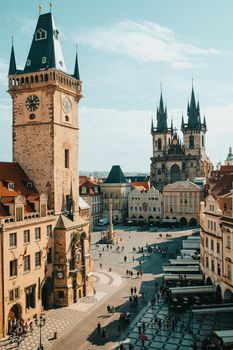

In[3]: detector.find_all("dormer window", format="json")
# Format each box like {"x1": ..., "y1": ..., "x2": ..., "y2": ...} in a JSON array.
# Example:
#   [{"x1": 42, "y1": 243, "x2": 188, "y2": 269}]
[
  {"x1": 26, "y1": 181, "x2": 33, "y2": 189},
  {"x1": 54, "y1": 29, "x2": 59, "y2": 40},
  {"x1": 35, "y1": 28, "x2": 47, "y2": 41},
  {"x1": 42, "y1": 57, "x2": 47, "y2": 64},
  {"x1": 26, "y1": 59, "x2": 31, "y2": 66},
  {"x1": 8, "y1": 182, "x2": 14, "y2": 190}
]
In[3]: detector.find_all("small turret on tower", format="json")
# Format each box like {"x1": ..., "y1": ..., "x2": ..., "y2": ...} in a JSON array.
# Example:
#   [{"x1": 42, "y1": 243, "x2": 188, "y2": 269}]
[
  {"x1": 8, "y1": 41, "x2": 17, "y2": 75},
  {"x1": 73, "y1": 50, "x2": 80, "y2": 80}
]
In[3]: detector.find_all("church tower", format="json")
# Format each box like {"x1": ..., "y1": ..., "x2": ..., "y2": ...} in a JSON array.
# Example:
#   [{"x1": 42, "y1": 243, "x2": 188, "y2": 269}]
[
  {"x1": 182, "y1": 87, "x2": 207, "y2": 158},
  {"x1": 8, "y1": 11, "x2": 94, "y2": 307},
  {"x1": 8, "y1": 12, "x2": 81, "y2": 216},
  {"x1": 150, "y1": 92, "x2": 173, "y2": 191}
]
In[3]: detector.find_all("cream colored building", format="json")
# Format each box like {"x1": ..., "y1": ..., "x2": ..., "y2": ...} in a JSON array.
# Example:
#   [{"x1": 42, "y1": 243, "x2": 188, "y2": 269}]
[
  {"x1": 128, "y1": 187, "x2": 163, "y2": 224},
  {"x1": 163, "y1": 180, "x2": 201, "y2": 226},
  {"x1": 0, "y1": 10, "x2": 94, "y2": 337},
  {"x1": 100, "y1": 166, "x2": 131, "y2": 224},
  {"x1": 200, "y1": 172, "x2": 233, "y2": 301}
]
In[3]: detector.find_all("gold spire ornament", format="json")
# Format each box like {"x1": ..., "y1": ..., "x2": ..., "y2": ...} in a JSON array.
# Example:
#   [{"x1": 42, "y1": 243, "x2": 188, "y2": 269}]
[
  {"x1": 39, "y1": 4, "x2": 42, "y2": 15},
  {"x1": 49, "y1": 2, "x2": 53, "y2": 12}
]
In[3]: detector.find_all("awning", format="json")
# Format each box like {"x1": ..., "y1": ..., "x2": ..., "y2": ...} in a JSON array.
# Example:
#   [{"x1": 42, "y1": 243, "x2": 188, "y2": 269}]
[
  {"x1": 169, "y1": 259, "x2": 199, "y2": 265},
  {"x1": 163, "y1": 265, "x2": 200, "y2": 273},
  {"x1": 212, "y1": 330, "x2": 233, "y2": 346},
  {"x1": 164, "y1": 273, "x2": 203, "y2": 281},
  {"x1": 169, "y1": 285, "x2": 214, "y2": 296},
  {"x1": 192, "y1": 304, "x2": 233, "y2": 315}
]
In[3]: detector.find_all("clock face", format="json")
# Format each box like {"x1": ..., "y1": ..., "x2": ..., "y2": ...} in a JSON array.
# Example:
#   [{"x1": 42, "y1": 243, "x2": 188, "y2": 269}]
[
  {"x1": 173, "y1": 139, "x2": 178, "y2": 145},
  {"x1": 56, "y1": 272, "x2": 64, "y2": 279},
  {"x1": 63, "y1": 97, "x2": 72, "y2": 114},
  {"x1": 26, "y1": 95, "x2": 40, "y2": 112}
]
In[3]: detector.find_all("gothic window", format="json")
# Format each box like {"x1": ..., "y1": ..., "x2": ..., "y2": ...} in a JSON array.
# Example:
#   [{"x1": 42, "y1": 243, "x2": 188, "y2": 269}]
[
  {"x1": 189, "y1": 135, "x2": 194, "y2": 149},
  {"x1": 65, "y1": 149, "x2": 69, "y2": 168},
  {"x1": 170, "y1": 164, "x2": 181, "y2": 183},
  {"x1": 158, "y1": 138, "x2": 162, "y2": 150},
  {"x1": 35, "y1": 28, "x2": 47, "y2": 41}
]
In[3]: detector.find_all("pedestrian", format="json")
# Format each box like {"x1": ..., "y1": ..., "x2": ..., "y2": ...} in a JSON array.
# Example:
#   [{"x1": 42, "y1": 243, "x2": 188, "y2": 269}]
[
  {"x1": 93, "y1": 287, "x2": 96, "y2": 295},
  {"x1": 130, "y1": 287, "x2": 133, "y2": 295},
  {"x1": 140, "y1": 270, "x2": 143, "y2": 278},
  {"x1": 134, "y1": 286, "x2": 137, "y2": 294},
  {"x1": 126, "y1": 269, "x2": 128, "y2": 276},
  {"x1": 138, "y1": 324, "x2": 142, "y2": 333},
  {"x1": 97, "y1": 322, "x2": 101, "y2": 334},
  {"x1": 131, "y1": 271, "x2": 133, "y2": 277},
  {"x1": 132, "y1": 255, "x2": 135, "y2": 262},
  {"x1": 124, "y1": 256, "x2": 127, "y2": 263},
  {"x1": 137, "y1": 271, "x2": 139, "y2": 278},
  {"x1": 99, "y1": 252, "x2": 102, "y2": 258},
  {"x1": 142, "y1": 321, "x2": 145, "y2": 332},
  {"x1": 100, "y1": 263, "x2": 102, "y2": 269}
]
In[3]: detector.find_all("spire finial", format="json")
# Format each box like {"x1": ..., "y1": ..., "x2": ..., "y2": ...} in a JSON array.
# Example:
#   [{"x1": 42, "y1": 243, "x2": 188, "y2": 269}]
[
  {"x1": 192, "y1": 75, "x2": 194, "y2": 89},
  {"x1": 49, "y1": 2, "x2": 53, "y2": 12},
  {"x1": 11, "y1": 36, "x2": 14, "y2": 46},
  {"x1": 39, "y1": 4, "x2": 42, "y2": 15}
]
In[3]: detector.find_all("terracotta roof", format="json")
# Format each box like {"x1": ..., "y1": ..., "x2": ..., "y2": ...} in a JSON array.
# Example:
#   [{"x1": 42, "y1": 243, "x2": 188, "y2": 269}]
[
  {"x1": 220, "y1": 165, "x2": 233, "y2": 174},
  {"x1": 0, "y1": 162, "x2": 39, "y2": 217},
  {"x1": 0, "y1": 162, "x2": 38, "y2": 197},
  {"x1": 131, "y1": 182, "x2": 150, "y2": 191},
  {"x1": 211, "y1": 174, "x2": 233, "y2": 197},
  {"x1": 79, "y1": 176, "x2": 99, "y2": 187}
]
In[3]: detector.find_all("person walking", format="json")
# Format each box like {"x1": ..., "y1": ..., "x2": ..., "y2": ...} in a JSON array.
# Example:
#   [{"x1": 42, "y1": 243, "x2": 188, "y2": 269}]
[
  {"x1": 97, "y1": 322, "x2": 101, "y2": 334},
  {"x1": 130, "y1": 287, "x2": 134, "y2": 295},
  {"x1": 124, "y1": 256, "x2": 127, "y2": 263},
  {"x1": 134, "y1": 286, "x2": 137, "y2": 294}
]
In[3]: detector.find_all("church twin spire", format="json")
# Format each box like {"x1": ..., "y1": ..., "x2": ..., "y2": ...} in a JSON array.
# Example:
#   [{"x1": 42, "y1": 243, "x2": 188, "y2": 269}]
[{"x1": 8, "y1": 11, "x2": 80, "y2": 80}]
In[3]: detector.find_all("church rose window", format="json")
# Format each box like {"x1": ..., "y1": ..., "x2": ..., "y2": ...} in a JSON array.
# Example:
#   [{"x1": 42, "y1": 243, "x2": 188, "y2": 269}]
[{"x1": 35, "y1": 28, "x2": 47, "y2": 41}]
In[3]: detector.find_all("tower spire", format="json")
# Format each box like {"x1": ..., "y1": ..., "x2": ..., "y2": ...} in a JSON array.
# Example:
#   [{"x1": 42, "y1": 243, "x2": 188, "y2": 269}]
[
  {"x1": 8, "y1": 37, "x2": 17, "y2": 75},
  {"x1": 151, "y1": 115, "x2": 154, "y2": 133},
  {"x1": 73, "y1": 46, "x2": 80, "y2": 80},
  {"x1": 156, "y1": 90, "x2": 168, "y2": 132}
]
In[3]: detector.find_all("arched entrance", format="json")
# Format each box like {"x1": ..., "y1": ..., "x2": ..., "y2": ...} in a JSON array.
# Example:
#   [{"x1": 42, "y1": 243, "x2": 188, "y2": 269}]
[
  {"x1": 215, "y1": 285, "x2": 222, "y2": 302},
  {"x1": 224, "y1": 289, "x2": 233, "y2": 302},
  {"x1": 206, "y1": 277, "x2": 213, "y2": 286},
  {"x1": 8, "y1": 304, "x2": 21, "y2": 320},
  {"x1": 170, "y1": 164, "x2": 181, "y2": 183},
  {"x1": 42, "y1": 277, "x2": 53, "y2": 309},
  {"x1": 189, "y1": 218, "x2": 197, "y2": 226},
  {"x1": 180, "y1": 217, "x2": 187, "y2": 226},
  {"x1": 148, "y1": 216, "x2": 154, "y2": 224}
]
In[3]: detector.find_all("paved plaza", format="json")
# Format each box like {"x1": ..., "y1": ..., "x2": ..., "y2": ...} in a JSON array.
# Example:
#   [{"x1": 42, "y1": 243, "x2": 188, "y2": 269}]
[{"x1": 0, "y1": 227, "x2": 199, "y2": 350}]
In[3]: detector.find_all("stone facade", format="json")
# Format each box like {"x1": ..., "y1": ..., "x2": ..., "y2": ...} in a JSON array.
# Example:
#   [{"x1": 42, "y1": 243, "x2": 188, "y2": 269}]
[
  {"x1": 200, "y1": 170, "x2": 233, "y2": 301},
  {"x1": 79, "y1": 176, "x2": 102, "y2": 226},
  {"x1": 150, "y1": 90, "x2": 212, "y2": 192},
  {"x1": 128, "y1": 187, "x2": 163, "y2": 224},
  {"x1": 100, "y1": 166, "x2": 131, "y2": 224},
  {"x1": 163, "y1": 180, "x2": 201, "y2": 226},
  {"x1": 0, "y1": 10, "x2": 94, "y2": 336}
]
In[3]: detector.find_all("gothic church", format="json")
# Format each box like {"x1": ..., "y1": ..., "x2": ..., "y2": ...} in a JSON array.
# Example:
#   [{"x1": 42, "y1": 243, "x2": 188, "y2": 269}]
[{"x1": 150, "y1": 88, "x2": 212, "y2": 192}]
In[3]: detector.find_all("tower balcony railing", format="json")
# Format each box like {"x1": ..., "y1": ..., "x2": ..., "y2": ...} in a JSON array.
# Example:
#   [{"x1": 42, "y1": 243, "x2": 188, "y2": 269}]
[{"x1": 8, "y1": 69, "x2": 82, "y2": 95}]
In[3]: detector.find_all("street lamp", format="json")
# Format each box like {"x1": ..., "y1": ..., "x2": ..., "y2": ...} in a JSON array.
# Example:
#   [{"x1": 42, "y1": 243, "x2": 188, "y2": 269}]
[{"x1": 34, "y1": 313, "x2": 46, "y2": 349}]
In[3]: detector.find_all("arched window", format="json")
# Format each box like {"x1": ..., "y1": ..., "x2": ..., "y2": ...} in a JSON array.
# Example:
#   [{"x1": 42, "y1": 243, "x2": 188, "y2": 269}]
[
  {"x1": 189, "y1": 135, "x2": 194, "y2": 149},
  {"x1": 158, "y1": 138, "x2": 162, "y2": 150},
  {"x1": 35, "y1": 28, "x2": 47, "y2": 41},
  {"x1": 170, "y1": 164, "x2": 181, "y2": 183}
]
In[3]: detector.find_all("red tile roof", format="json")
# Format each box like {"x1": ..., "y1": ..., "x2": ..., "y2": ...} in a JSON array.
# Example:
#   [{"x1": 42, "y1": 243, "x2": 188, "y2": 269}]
[
  {"x1": 0, "y1": 162, "x2": 39, "y2": 218},
  {"x1": 131, "y1": 182, "x2": 150, "y2": 191}
]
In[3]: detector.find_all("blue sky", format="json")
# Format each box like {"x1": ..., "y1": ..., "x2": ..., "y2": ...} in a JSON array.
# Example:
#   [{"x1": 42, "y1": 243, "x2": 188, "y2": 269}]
[{"x1": 0, "y1": 0, "x2": 233, "y2": 172}]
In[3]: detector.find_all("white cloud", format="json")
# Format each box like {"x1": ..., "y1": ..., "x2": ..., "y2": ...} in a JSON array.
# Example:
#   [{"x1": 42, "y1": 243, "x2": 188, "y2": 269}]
[
  {"x1": 79, "y1": 104, "x2": 232, "y2": 171},
  {"x1": 76, "y1": 20, "x2": 227, "y2": 68}
]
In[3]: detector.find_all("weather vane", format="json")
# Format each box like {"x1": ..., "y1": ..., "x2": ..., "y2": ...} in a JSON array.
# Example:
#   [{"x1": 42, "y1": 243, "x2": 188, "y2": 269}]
[
  {"x1": 39, "y1": 4, "x2": 42, "y2": 15},
  {"x1": 49, "y1": 2, "x2": 53, "y2": 12}
]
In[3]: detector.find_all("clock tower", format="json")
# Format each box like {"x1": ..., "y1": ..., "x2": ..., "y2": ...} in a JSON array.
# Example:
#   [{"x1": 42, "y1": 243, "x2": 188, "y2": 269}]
[
  {"x1": 8, "y1": 12, "x2": 81, "y2": 215},
  {"x1": 8, "y1": 11, "x2": 94, "y2": 306}
]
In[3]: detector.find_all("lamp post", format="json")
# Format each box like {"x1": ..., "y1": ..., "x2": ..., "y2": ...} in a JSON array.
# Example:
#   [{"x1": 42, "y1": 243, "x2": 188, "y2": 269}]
[{"x1": 35, "y1": 314, "x2": 46, "y2": 349}]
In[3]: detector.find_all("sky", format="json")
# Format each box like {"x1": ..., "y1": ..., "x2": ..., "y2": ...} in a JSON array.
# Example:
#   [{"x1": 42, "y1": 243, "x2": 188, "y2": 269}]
[{"x1": 0, "y1": 0, "x2": 233, "y2": 173}]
